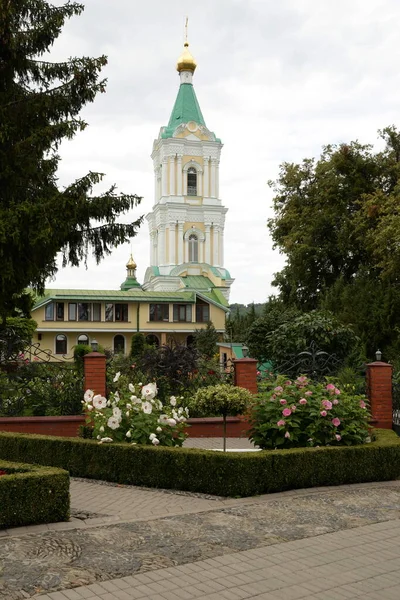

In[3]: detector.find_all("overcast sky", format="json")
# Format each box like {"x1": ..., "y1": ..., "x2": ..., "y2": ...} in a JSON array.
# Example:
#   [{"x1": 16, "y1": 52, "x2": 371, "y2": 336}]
[{"x1": 49, "y1": 0, "x2": 400, "y2": 305}]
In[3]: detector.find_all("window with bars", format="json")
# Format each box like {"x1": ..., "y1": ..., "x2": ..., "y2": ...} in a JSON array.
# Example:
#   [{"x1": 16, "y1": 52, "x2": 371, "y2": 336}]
[{"x1": 187, "y1": 167, "x2": 197, "y2": 196}]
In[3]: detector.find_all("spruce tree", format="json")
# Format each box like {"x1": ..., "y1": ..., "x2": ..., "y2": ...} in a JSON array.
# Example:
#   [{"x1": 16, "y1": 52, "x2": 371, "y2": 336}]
[{"x1": 0, "y1": 1, "x2": 142, "y2": 324}]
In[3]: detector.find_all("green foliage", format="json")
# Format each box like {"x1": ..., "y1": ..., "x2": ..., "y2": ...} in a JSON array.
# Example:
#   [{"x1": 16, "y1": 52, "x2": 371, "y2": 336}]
[
  {"x1": 0, "y1": 0, "x2": 143, "y2": 320},
  {"x1": 130, "y1": 333, "x2": 146, "y2": 360},
  {"x1": 193, "y1": 322, "x2": 219, "y2": 358},
  {"x1": 226, "y1": 302, "x2": 263, "y2": 342},
  {"x1": 0, "y1": 459, "x2": 69, "y2": 528},
  {"x1": 247, "y1": 299, "x2": 300, "y2": 361},
  {"x1": 249, "y1": 375, "x2": 369, "y2": 450},
  {"x1": 73, "y1": 344, "x2": 92, "y2": 369},
  {"x1": 268, "y1": 127, "x2": 400, "y2": 358},
  {"x1": 193, "y1": 383, "x2": 253, "y2": 417},
  {"x1": 85, "y1": 378, "x2": 189, "y2": 447},
  {"x1": 0, "y1": 429, "x2": 398, "y2": 497}
]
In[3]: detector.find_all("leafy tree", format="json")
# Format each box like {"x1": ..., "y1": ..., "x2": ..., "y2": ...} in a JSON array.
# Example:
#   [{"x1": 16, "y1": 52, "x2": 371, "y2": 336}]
[
  {"x1": 0, "y1": 0, "x2": 142, "y2": 324},
  {"x1": 268, "y1": 126, "x2": 400, "y2": 358},
  {"x1": 247, "y1": 299, "x2": 299, "y2": 362},
  {"x1": 193, "y1": 322, "x2": 219, "y2": 358},
  {"x1": 130, "y1": 333, "x2": 146, "y2": 361}
]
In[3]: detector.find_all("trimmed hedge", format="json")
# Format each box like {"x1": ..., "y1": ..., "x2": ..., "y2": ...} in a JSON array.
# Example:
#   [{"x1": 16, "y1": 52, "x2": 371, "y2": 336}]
[
  {"x1": 0, "y1": 459, "x2": 70, "y2": 528},
  {"x1": 0, "y1": 430, "x2": 399, "y2": 497}
]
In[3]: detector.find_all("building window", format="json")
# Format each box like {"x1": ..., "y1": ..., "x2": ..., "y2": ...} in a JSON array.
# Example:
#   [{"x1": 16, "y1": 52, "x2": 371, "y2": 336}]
[
  {"x1": 149, "y1": 304, "x2": 169, "y2": 322},
  {"x1": 77, "y1": 334, "x2": 89, "y2": 346},
  {"x1": 92, "y1": 303, "x2": 101, "y2": 321},
  {"x1": 45, "y1": 303, "x2": 54, "y2": 321},
  {"x1": 113, "y1": 335, "x2": 125, "y2": 354},
  {"x1": 188, "y1": 234, "x2": 198, "y2": 262},
  {"x1": 105, "y1": 303, "x2": 114, "y2": 322},
  {"x1": 115, "y1": 303, "x2": 128, "y2": 322},
  {"x1": 78, "y1": 303, "x2": 91, "y2": 321},
  {"x1": 187, "y1": 167, "x2": 197, "y2": 196},
  {"x1": 146, "y1": 334, "x2": 160, "y2": 347},
  {"x1": 55, "y1": 334, "x2": 67, "y2": 355},
  {"x1": 173, "y1": 304, "x2": 192, "y2": 322},
  {"x1": 196, "y1": 300, "x2": 210, "y2": 322},
  {"x1": 68, "y1": 303, "x2": 77, "y2": 321},
  {"x1": 56, "y1": 303, "x2": 64, "y2": 321}
]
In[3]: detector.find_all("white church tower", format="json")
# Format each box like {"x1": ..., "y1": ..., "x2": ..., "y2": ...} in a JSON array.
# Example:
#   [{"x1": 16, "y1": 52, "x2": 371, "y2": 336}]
[{"x1": 143, "y1": 35, "x2": 233, "y2": 301}]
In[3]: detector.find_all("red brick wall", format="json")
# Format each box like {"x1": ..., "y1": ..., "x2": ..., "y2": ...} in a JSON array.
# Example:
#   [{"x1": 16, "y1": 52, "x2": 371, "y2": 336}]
[
  {"x1": 233, "y1": 358, "x2": 258, "y2": 394},
  {"x1": 366, "y1": 361, "x2": 393, "y2": 429},
  {"x1": 84, "y1": 352, "x2": 107, "y2": 397}
]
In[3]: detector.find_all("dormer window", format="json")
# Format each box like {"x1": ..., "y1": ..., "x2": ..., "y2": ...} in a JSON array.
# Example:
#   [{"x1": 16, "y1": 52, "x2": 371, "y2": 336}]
[
  {"x1": 188, "y1": 234, "x2": 198, "y2": 262},
  {"x1": 187, "y1": 167, "x2": 197, "y2": 196}
]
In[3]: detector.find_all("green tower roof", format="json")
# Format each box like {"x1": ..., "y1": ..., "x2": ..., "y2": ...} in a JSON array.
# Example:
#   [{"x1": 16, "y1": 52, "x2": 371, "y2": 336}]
[{"x1": 162, "y1": 83, "x2": 206, "y2": 139}]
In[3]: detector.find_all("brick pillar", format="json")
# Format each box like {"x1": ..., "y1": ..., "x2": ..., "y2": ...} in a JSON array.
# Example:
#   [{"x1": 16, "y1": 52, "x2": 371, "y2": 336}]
[
  {"x1": 366, "y1": 360, "x2": 393, "y2": 429},
  {"x1": 84, "y1": 352, "x2": 107, "y2": 397},
  {"x1": 233, "y1": 358, "x2": 258, "y2": 394}
]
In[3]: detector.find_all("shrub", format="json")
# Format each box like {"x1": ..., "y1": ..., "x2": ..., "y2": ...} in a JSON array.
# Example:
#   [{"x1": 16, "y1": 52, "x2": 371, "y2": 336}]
[
  {"x1": 249, "y1": 374, "x2": 369, "y2": 449},
  {"x1": 0, "y1": 459, "x2": 69, "y2": 528},
  {"x1": 84, "y1": 375, "x2": 189, "y2": 447},
  {"x1": 0, "y1": 429, "x2": 398, "y2": 497}
]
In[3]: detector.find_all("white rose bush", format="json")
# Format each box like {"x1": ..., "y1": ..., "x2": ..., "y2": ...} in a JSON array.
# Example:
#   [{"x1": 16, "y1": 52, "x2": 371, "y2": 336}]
[{"x1": 83, "y1": 375, "x2": 189, "y2": 446}]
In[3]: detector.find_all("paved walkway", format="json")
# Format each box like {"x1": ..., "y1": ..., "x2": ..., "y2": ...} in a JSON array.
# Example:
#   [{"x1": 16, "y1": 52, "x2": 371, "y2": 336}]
[{"x1": 1, "y1": 439, "x2": 400, "y2": 599}]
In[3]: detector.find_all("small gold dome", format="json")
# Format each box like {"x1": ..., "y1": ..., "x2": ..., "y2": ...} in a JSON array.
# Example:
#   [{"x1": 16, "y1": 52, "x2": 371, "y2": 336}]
[
  {"x1": 176, "y1": 42, "x2": 197, "y2": 73},
  {"x1": 126, "y1": 254, "x2": 137, "y2": 270}
]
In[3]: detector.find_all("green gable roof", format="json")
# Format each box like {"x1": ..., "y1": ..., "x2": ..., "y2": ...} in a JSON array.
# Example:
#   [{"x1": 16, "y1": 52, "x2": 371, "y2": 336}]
[
  {"x1": 181, "y1": 275, "x2": 213, "y2": 290},
  {"x1": 33, "y1": 289, "x2": 195, "y2": 309},
  {"x1": 162, "y1": 83, "x2": 205, "y2": 138}
]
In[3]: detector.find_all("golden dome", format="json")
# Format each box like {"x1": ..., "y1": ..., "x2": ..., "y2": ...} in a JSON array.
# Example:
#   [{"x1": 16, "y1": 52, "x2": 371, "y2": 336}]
[
  {"x1": 176, "y1": 42, "x2": 197, "y2": 73},
  {"x1": 126, "y1": 254, "x2": 137, "y2": 270}
]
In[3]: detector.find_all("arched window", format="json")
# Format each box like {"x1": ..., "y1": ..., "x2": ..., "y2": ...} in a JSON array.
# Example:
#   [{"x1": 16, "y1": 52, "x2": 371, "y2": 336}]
[
  {"x1": 187, "y1": 167, "x2": 197, "y2": 196},
  {"x1": 186, "y1": 335, "x2": 195, "y2": 347},
  {"x1": 146, "y1": 334, "x2": 160, "y2": 348},
  {"x1": 188, "y1": 234, "x2": 198, "y2": 262},
  {"x1": 55, "y1": 334, "x2": 67, "y2": 355},
  {"x1": 113, "y1": 335, "x2": 125, "y2": 354},
  {"x1": 77, "y1": 334, "x2": 89, "y2": 346}
]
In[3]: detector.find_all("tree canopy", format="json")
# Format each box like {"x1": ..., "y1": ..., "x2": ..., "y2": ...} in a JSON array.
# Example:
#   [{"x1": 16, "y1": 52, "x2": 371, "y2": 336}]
[
  {"x1": 268, "y1": 126, "x2": 400, "y2": 359},
  {"x1": 0, "y1": 0, "x2": 142, "y2": 323}
]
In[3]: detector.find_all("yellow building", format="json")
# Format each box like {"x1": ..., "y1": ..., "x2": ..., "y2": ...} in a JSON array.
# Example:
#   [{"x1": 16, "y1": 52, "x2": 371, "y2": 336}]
[{"x1": 31, "y1": 37, "x2": 233, "y2": 359}]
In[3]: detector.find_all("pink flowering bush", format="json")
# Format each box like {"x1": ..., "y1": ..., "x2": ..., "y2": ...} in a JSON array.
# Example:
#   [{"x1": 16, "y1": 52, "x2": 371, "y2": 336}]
[
  {"x1": 249, "y1": 375, "x2": 370, "y2": 449},
  {"x1": 83, "y1": 374, "x2": 189, "y2": 447}
]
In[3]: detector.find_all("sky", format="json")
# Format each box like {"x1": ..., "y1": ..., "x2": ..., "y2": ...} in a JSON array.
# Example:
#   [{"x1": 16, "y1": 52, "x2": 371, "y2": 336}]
[{"x1": 49, "y1": 0, "x2": 400, "y2": 305}]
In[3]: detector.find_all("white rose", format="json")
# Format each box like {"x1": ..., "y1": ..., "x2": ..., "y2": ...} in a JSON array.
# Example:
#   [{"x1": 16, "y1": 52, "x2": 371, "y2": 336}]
[
  {"x1": 99, "y1": 426, "x2": 105, "y2": 433},
  {"x1": 93, "y1": 395, "x2": 107, "y2": 409},
  {"x1": 128, "y1": 383, "x2": 135, "y2": 393},
  {"x1": 126, "y1": 403, "x2": 132, "y2": 410},
  {"x1": 87, "y1": 404, "x2": 94, "y2": 412},
  {"x1": 141, "y1": 382, "x2": 157, "y2": 400},
  {"x1": 113, "y1": 407, "x2": 122, "y2": 420},
  {"x1": 113, "y1": 391, "x2": 120, "y2": 403},
  {"x1": 178, "y1": 416, "x2": 186, "y2": 423},
  {"x1": 84, "y1": 389, "x2": 94, "y2": 402},
  {"x1": 156, "y1": 426, "x2": 162, "y2": 433},
  {"x1": 141, "y1": 401, "x2": 153, "y2": 415},
  {"x1": 158, "y1": 414, "x2": 169, "y2": 424},
  {"x1": 113, "y1": 371, "x2": 121, "y2": 383},
  {"x1": 149, "y1": 433, "x2": 157, "y2": 441},
  {"x1": 167, "y1": 418, "x2": 177, "y2": 426},
  {"x1": 170, "y1": 396, "x2": 177, "y2": 407},
  {"x1": 126, "y1": 430, "x2": 132, "y2": 438},
  {"x1": 151, "y1": 437, "x2": 160, "y2": 446},
  {"x1": 107, "y1": 416, "x2": 120, "y2": 430}
]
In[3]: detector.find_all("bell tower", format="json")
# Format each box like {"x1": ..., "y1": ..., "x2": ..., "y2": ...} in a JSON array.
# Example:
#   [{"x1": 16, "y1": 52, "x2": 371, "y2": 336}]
[{"x1": 143, "y1": 33, "x2": 233, "y2": 300}]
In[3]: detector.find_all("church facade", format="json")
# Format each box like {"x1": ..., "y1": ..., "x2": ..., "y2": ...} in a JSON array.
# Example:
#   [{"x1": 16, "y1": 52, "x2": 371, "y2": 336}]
[{"x1": 30, "y1": 39, "x2": 233, "y2": 359}]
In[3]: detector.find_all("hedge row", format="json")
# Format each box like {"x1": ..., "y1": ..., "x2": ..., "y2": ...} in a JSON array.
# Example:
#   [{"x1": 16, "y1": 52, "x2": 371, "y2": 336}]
[
  {"x1": 0, "y1": 430, "x2": 399, "y2": 497},
  {"x1": 0, "y1": 459, "x2": 70, "y2": 528}
]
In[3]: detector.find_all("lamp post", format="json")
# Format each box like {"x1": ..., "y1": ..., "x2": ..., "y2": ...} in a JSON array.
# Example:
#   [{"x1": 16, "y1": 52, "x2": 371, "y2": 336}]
[
  {"x1": 91, "y1": 338, "x2": 99, "y2": 352},
  {"x1": 242, "y1": 344, "x2": 249, "y2": 358},
  {"x1": 375, "y1": 349, "x2": 382, "y2": 362}
]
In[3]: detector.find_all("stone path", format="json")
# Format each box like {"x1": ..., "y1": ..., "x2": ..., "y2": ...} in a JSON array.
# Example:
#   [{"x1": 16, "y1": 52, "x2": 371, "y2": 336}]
[{"x1": 1, "y1": 479, "x2": 400, "y2": 598}]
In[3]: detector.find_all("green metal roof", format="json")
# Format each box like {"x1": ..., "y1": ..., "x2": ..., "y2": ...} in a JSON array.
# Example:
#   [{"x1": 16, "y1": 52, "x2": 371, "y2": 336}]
[
  {"x1": 197, "y1": 290, "x2": 229, "y2": 310},
  {"x1": 181, "y1": 276, "x2": 214, "y2": 290},
  {"x1": 120, "y1": 276, "x2": 141, "y2": 291},
  {"x1": 34, "y1": 289, "x2": 195, "y2": 309},
  {"x1": 162, "y1": 83, "x2": 205, "y2": 138}
]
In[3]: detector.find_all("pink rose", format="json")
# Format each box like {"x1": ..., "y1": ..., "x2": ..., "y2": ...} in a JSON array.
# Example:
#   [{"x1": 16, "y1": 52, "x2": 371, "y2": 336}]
[
  {"x1": 335, "y1": 434, "x2": 341, "y2": 441},
  {"x1": 291, "y1": 405, "x2": 297, "y2": 411},
  {"x1": 305, "y1": 391, "x2": 313, "y2": 396},
  {"x1": 322, "y1": 400, "x2": 333, "y2": 410},
  {"x1": 282, "y1": 408, "x2": 292, "y2": 417},
  {"x1": 296, "y1": 376, "x2": 308, "y2": 385},
  {"x1": 280, "y1": 398, "x2": 287, "y2": 405},
  {"x1": 274, "y1": 386, "x2": 283, "y2": 393},
  {"x1": 333, "y1": 399, "x2": 339, "y2": 405},
  {"x1": 320, "y1": 410, "x2": 327, "y2": 417},
  {"x1": 335, "y1": 388, "x2": 340, "y2": 395},
  {"x1": 299, "y1": 398, "x2": 307, "y2": 405},
  {"x1": 360, "y1": 400, "x2": 366, "y2": 409},
  {"x1": 277, "y1": 419, "x2": 286, "y2": 426},
  {"x1": 284, "y1": 380, "x2": 292, "y2": 386},
  {"x1": 284, "y1": 431, "x2": 290, "y2": 439},
  {"x1": 332, "y1": 417, "x2": 341, "y2": 427},
  {"x1": 326, "y1": 383, "x2": 335, "y2": 391}
]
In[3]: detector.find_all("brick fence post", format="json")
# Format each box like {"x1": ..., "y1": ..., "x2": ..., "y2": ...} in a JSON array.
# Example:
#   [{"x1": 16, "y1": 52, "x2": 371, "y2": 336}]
[
  {"x1": 84, "y1": 352, "x2": 107, "y2": 397},
  {"x1": 366, "y1": 360, "x2": 393, "y2": 429},
  {"x1": 233, "y1": 358, "x2": 258, "y2": 394}
]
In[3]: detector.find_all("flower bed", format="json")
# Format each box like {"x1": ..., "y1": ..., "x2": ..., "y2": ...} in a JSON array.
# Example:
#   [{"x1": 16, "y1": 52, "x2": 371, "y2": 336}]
[
  {"x1": 0, "y1": 429, "x2": 399, "y2": 497},
  {"x1": 0, "y1": 459, "x2": 70, "y2": 528}
]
